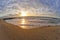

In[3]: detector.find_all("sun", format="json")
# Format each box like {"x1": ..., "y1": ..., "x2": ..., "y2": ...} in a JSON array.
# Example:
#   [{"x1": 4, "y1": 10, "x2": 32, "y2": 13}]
[{"x1": 20, "y1": 11, "x2": 28, "y2": 16}]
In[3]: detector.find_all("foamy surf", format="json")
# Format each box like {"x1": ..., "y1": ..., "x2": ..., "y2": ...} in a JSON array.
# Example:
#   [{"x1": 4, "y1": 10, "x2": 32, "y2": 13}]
[{"x1": 4, "y1": 16, "x2": 60, "y2": 29}]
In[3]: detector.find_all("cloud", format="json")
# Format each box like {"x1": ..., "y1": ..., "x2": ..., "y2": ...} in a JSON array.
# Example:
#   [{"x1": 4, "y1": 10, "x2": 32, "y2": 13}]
[{"x1": 0, "y1": 0, "x2": 60, "y2": 18}]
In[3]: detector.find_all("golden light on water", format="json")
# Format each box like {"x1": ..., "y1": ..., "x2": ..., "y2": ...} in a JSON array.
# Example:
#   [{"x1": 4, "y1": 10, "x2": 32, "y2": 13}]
[
  {"x1": 20, "y1": 19, "x2": 28, "y2": 29},
  {"x1": 21, "y1": 19, "x2": 25, "y2": 24}
]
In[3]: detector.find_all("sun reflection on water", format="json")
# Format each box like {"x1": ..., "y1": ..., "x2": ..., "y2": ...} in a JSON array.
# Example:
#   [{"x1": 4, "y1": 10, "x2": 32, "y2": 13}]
[
  {"x1": 21, "y1": 19, "x2": 25, "y2": 24},
  {"x1": 20, "y1": 19, "x2": 28, "y2": 29}
]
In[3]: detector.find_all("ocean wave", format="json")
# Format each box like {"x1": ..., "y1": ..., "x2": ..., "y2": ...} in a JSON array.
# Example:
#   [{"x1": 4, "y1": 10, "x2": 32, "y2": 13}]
[{"x1": 4, "y1": 16, "x2": 60, "y2": 29}]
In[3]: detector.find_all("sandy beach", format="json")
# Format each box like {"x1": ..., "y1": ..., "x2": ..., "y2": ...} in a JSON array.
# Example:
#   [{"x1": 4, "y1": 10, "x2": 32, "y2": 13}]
[{"x1": 0, "y1": 19, "x2": 60, "y2": 40}]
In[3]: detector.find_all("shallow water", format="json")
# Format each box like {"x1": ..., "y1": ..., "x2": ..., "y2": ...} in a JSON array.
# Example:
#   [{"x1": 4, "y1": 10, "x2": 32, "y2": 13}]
[{"x1": 5, "y1": 16, "x2": 60, "y2": 29}]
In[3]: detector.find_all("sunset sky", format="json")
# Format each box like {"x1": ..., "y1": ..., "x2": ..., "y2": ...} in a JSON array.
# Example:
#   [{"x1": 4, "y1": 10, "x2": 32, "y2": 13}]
[{"x1": 0, "y1": 0, "x2": 60, "y2": 18}]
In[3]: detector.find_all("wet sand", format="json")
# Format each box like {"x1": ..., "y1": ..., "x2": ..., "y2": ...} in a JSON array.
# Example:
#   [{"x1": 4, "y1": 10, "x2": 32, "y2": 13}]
[{"x1": 0, "y1": 19, "x2": 60, "y2": 40}]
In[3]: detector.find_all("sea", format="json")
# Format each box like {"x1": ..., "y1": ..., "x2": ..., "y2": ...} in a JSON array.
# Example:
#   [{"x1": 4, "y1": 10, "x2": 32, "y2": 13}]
[{"x1": 4, "y1": 16, "x2": 60, "y2": 29}]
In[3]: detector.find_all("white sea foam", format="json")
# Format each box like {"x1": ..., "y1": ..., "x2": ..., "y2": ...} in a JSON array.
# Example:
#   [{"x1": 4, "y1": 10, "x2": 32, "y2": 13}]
[{"x1": 5, "y1": 16, "x2": 60, "y2": 29}]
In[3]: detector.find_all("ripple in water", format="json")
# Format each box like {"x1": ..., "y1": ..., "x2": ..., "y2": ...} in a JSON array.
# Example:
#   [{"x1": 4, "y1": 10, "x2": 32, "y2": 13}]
[{"x1": 5, "y1": 16, "x2": 60, "y2": 29}]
